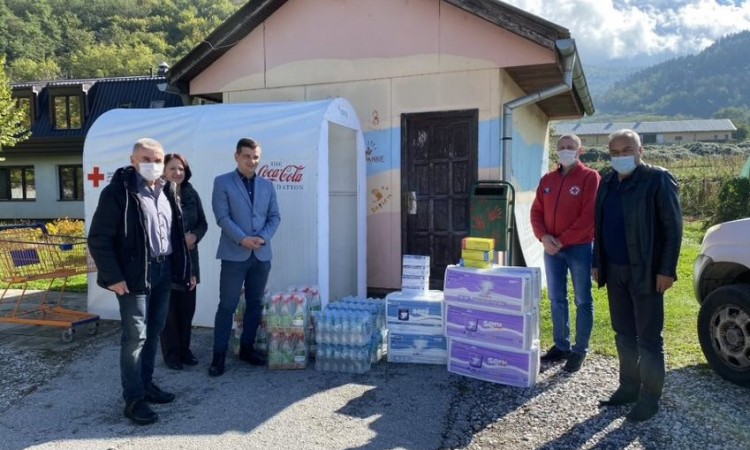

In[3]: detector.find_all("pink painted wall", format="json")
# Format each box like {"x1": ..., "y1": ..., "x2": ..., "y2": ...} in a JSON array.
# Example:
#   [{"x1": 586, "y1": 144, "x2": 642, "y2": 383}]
[{"x1": 191, "y1": 0, "x2": 555, "y2": 94}]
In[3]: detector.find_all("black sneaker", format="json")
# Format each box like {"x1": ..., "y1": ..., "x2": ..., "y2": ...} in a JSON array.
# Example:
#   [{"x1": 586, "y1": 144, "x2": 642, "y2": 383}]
[
  {"x1": 124, "y1": 399, "x2": 158, "y2": 425},
  {"x1": 598, "y1": 387, "x2": 640, "y2": 407},
  {"x1": 144, "y1": 382, "x2": 175, "y2": 404},
  {"x1": 563, "y1": 352, "x2": 586, "y2": 372},
  {"x1": 626, "y1": 399, "x2": 659, "y2": 422},
  {"x1": 540, "y1": 345, "x2": 571, "y2": 362},
  {"x1": 239, "y1": 343, "x2": 267, "y2": 366}
]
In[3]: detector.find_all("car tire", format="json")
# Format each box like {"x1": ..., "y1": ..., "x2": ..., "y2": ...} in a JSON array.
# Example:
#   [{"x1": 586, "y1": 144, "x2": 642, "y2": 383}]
[{"x1": 697, "y1": 284, "x2": 750, "y2": 387}]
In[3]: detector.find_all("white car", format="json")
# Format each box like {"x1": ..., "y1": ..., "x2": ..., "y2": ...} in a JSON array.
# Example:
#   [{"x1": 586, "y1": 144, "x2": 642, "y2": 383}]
[{"x1": 694, "y1": 217, "x2": 750, "y2": 386}]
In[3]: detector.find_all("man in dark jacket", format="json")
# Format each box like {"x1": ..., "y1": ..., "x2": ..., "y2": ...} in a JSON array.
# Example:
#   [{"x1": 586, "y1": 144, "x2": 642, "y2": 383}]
[
  {"x1": 593, "y1": 129, "x2": 682, "y2": 422},
  {"x1": 88, "y1": 138, "x2": 192, "y2": 425}
]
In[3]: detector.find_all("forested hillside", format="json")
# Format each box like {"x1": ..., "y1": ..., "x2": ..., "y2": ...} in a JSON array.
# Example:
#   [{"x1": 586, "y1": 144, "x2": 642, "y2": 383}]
[
  {"x1": 0, "y1": 0, "x2": 244, "y2": 82},
  {"x1": 596, "y1": 30, "x2": 750, "y2": 118}
]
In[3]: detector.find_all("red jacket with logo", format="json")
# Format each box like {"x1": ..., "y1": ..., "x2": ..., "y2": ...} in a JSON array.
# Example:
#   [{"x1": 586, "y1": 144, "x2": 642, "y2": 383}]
[{"x1": 530, "y1": 161, "x2": 601, "y2": 248}]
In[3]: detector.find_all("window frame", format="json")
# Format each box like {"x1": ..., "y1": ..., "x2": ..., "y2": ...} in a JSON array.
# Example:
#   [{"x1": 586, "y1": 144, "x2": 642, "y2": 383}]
[
  {"x1": 52, "y1": 94, "x2": 83, "y2": 130},
  {"x1": 58, "y1": 164, "x2": 84, "y2": 201},
  {"x1": 0, "y1": 165, "x2": 36, "y2": 201}
]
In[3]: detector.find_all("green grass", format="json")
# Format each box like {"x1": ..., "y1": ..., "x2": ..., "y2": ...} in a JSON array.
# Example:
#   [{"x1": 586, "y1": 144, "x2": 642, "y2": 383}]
[
  {"x1": 0, "y1": 274, "x2": 89, "y2": 293},
  {"x1": 539, "y1": 220, "x2": 706, "y2": 369}
]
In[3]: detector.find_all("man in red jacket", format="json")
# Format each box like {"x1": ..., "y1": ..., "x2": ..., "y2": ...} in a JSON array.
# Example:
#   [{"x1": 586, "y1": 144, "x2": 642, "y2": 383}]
[{"x1": 531, "y1": 134, "x2": 601, "y2": 372}]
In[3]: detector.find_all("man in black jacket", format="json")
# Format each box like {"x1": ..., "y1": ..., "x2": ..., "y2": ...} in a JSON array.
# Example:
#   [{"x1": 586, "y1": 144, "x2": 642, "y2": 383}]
[
  {"x1": 88, "y1": 138, "x2": 193, "y2": 425},
  {"x1": 592, "y1": 129, "x2": 682, "y2": 422}
]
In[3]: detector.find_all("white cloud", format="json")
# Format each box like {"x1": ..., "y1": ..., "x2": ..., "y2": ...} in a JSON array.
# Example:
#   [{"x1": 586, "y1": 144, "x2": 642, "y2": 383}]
[{"x1": 501, "y1": 0, "x2": 750, "y2": 64}]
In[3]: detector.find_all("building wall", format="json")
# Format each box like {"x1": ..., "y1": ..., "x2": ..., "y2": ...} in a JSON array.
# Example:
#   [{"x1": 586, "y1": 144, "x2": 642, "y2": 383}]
[
  {"x1": 0, "y1": 154, "x2": 84, "y2": 220},
  {"x1": 576, "y1": 131, "x2": 734, "y2": 147},
  {"x1": 190, "y1": 0, "x2": 554, "y2": 289}
]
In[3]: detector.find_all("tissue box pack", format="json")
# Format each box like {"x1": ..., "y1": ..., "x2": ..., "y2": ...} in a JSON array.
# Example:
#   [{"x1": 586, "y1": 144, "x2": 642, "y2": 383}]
[
  {"x1": 443, "y1": 265, "x2": 540, "y2": 313},
  {"x1": 402, "y1": 254, "x2": 430, "y2": 267},
  {"x1": 445, "y1": 304, "x2": 539, "y2": 350},
  {"x1": 387, "y1": 332, "x2": 448, "y2": 365},
  {"x1": 448, "y1": 338, "x2": 539, "y2": 387},
  {"x1": 386, "y1": 290, "x2": 444, "y2": 333},
  {"x1": 461, "y1": 237, "x2": 495, "y2": 251}
]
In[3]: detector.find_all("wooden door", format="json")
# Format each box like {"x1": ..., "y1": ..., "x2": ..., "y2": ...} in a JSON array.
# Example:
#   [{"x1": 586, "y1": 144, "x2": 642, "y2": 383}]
[{"x1": 401, "y1": 110, "x2": 478, "y2": 289}]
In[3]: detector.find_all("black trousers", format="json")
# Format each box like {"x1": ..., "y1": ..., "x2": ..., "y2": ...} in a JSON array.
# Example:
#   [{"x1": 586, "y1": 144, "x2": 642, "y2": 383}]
[
  {"x1": 606, "y1": 263, "x2": 665, "y2": 401},
  {"x1": 160, "y1": 287, "x2": 197, "y2": 364}
]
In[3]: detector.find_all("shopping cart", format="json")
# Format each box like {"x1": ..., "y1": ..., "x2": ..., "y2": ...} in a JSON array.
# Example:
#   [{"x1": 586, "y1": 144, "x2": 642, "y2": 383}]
[{"x1": 0, "y1": 223, "x2": 99, "y2": 342}]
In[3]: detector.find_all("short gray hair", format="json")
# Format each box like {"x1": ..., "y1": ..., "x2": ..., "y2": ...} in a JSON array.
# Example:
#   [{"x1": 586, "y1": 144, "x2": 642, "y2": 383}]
[
  {"x1": 557, "y1": 133, "x2": 581, "y2": 148},
  {"x1": 608, "y1": 129, "x2": 641, "y2": 147},
  {"x1": 132, "y1": 137, "x2": 163, "y2": 154}
]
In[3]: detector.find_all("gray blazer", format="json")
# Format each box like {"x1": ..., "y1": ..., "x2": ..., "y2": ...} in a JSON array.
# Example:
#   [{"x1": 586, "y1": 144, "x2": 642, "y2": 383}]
[{"x1": 212, "y1": 170, "x2": 281, "y2": 262}]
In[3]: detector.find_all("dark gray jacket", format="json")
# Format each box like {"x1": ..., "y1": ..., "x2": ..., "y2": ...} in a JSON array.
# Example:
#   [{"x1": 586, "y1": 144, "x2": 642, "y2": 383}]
[
  {"x1": 593, "y1": 163, "x2": 683, "y2": 295},
  {"x1": 88, "y1": 166, "x2": 192, "y2": 293},
  {"x1": 178, "y1": 181, "x2": 207, "y2": 283}
]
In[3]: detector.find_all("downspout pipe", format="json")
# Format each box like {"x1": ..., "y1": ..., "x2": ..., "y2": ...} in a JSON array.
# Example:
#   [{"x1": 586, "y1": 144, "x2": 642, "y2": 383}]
[
  {"x1": 500, "y1": 38, "x2": 578, "y2": 264},
  {"x1": 501, "y1": 38, "x2": 578, "y2": 182}
]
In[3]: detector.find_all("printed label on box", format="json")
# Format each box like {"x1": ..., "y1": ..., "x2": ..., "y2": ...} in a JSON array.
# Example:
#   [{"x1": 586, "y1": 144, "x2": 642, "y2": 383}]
[
  {"x1": 448, "y1": 339, "x2": 539, "y2": 387},
  {"x1": 445, "y1": 304, "x2": 538, "y2": 350},
  {"x1": 387, "y1": 332, "x2": 447, "y2": 364},
  {"x1": 386, "y1": 291, "x2": 444, "y2": 332}
]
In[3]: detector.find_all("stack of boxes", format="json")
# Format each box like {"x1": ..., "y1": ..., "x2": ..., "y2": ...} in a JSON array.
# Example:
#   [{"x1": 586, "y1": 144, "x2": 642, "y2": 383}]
[
  {"x1": 386, "y1": 255, "x2": 448, "y2": 364},
  {"x1": 459, "y1": 237, "x2": 496, "y2": 269},
  {"x1": 443, "y1": 261, "x2": 542, "y2": 387}
]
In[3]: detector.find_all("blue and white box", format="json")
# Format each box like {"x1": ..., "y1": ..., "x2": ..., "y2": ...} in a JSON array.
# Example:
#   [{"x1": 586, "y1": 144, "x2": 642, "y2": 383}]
[
  {"x1": 445, "y1": 304, "x2": 539, "y2": 350},
  {"x1": 386, "y1": 290, "x2": 444, "y2": 333},
  {"x1": 443, "y1": 265, "x2": 540, "y2": 313},
  {"x1": 387, "y1": 332, "x2": 448, "y2": 365},
  {"x1": 448, "y1": 338, "x2": 539, "y2": 387}
]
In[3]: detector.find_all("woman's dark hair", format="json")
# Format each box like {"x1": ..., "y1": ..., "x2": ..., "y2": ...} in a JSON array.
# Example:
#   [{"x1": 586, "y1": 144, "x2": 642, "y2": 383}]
[{"x1": 164, "y1": 153, "x2": 192, "y2": 183}]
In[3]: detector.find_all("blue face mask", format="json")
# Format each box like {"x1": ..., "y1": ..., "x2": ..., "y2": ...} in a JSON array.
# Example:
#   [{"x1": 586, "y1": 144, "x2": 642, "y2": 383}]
[{"x1": 611, "y1": 155, "x2": 636, "y2": 175}]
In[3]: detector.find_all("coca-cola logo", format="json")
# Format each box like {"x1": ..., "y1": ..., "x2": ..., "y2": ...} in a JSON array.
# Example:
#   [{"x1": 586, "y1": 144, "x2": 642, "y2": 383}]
[{"x1": 258, "y1": 164, "x2": 305, "y2": 183}]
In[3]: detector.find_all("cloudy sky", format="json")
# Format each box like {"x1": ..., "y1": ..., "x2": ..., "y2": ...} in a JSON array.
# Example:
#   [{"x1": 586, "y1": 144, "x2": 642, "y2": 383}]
[{"x1": 502, "y1": 0, "x2": 750, "y2": 65}]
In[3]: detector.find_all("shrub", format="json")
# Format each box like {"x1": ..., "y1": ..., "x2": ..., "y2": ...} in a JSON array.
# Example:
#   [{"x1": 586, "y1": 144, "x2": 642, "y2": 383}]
[
  {"x1": 704, "y1": 177, "x2": 750, "y2": 229},
  {"x1": 45, "y1": 218, "x2": 85, "y2": 237}
]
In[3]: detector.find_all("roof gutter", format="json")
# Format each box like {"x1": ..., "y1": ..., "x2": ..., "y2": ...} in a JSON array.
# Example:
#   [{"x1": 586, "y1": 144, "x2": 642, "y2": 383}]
[{"x1": 501, "y1": 39, "x2": 588, "y2": 182}]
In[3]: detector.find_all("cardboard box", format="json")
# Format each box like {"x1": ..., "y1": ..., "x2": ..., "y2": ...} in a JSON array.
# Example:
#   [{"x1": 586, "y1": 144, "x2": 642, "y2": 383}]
[
  {"x1": 461, "y1": 249, "x2": 495, "y2": 262},
  {"x1": 443, "y1": 265, "x2": 540, "y2": 313},
  {"x1": 461, "y1": 237, "x2": 495, "y2": 251},
  {"x1": 402, "y1": 254, "x2": 431, "y2": 267},
  {"x1": 386, "y1": 290, "x2": 444, "y2": 333},
  {"x1": 387, "y1": 332, "x2": 448, "y2": 365},
  {"x1": 459, "y1": 259, "x2": 493, "y2": 269},
  {"x1": 445, "y1": 304, "x2": 538, "y2": 350},
  {"x1": 448, "y1": 338, "x2": 539, "y2": 387}
]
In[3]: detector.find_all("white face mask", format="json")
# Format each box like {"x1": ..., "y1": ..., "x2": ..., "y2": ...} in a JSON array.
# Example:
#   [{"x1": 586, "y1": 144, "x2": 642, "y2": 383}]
[
  {"x1": 138, "y1": 162, "x2": 164, "y2": 181},
  {"x1": 557, "y1": 150, "x2": 578, "y2": 167},
  {"x1": 611, "y1": 155, "x2": 636, "y2": 175}
]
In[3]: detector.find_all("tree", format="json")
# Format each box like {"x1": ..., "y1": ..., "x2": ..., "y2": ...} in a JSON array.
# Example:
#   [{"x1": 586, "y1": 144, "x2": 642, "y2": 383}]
[{"x1": 0, "y1": 55, "x2": 30, "y2": 151}]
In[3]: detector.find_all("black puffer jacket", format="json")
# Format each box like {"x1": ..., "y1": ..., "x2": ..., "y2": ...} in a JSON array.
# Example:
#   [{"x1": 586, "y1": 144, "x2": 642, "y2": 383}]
[
  {"x1": 88, "y1": 166, "x2": 191, "y2": 293},
  {"x1": 178, "y1": 181, "x2": 207, "y2": 283},
  {"x1": 593, "y1": 163, "x2": 683, "y2": 295}
]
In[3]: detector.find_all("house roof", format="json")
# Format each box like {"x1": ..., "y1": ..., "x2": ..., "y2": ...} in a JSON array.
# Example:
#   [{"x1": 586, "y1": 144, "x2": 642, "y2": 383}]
[
  {"x1": 167, "y1": 0, "x2": 593, "y2": 118},
  {"x1": 9, "y1": 76, "x2": 183, "y2": 155},
  {"x1": 554, "y1": 119, "x2": 737, "y2": 136}
]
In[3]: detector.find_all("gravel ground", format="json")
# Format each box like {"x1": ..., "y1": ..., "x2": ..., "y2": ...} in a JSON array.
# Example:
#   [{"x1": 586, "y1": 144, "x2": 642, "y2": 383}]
[{"x1": 1, "y1": 329, "x2": 749, "y2": 450}]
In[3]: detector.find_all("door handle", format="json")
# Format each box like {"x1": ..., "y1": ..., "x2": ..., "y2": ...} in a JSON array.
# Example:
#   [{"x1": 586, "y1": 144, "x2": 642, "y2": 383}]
[{"x1": 407, "y1": 191, "x2": 417, "y2": 215}]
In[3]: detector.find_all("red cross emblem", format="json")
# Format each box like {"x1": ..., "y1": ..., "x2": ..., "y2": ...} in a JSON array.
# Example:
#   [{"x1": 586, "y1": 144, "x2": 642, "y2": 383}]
[{"x1": 87, "y1": 166, "x2": 105, "y2": 187}]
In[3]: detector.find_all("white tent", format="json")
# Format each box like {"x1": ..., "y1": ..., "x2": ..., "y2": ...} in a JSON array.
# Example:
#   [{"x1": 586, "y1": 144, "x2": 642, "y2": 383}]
[{"x1": 83, "y1": 99, "x2": 367, "y2": 327}]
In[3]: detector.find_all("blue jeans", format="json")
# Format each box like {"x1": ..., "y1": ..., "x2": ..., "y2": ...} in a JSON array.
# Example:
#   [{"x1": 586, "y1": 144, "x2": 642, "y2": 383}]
[
  {"x1": 544, "y1": 242, "x2": 594, "y2": 355},
  {"x1": 213, "y1": 254, "x2": 271, "y2": 353},
  {"x1": 117, "y1": 259, "x2": 172, "y2": 403}
]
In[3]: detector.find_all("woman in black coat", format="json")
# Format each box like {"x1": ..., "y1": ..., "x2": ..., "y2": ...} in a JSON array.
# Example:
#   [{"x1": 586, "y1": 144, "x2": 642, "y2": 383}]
[{"x1": 160, "y1": 153, "x2": 208, "y2": 370}]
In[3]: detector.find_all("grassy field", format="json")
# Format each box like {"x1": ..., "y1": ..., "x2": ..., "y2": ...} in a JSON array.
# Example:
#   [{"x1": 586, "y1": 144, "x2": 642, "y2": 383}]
[{"x1": 538, "y1": 220, "x2": 706, "y2": 370}]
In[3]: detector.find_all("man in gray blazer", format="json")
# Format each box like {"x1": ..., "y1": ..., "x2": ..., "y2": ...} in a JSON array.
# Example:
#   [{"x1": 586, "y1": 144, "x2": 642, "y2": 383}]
[{"x1": 209, "y1": 137, "x2": 281, "y2": 376}]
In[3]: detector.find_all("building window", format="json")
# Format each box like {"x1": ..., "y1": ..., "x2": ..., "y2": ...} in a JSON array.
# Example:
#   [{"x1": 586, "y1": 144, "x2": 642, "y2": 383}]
[
  {"x1": 53, "y1": 95, "x2": 82, "y2": 130},
  {"x1": 675, "y1": 136, "x2": 683, "y2": 142},
  {"x1": 0, "y1": 166, "x2": 35, "y2": 201},
  {"x1": 59, "y1": 165, "x2": 84, "y2": 201},
  {"x1": 16, "y1": 97, "x2": 33, "y2": 129},
  {"x1": 150, "y1": 100, "x2": 165, "y2": 108}
]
